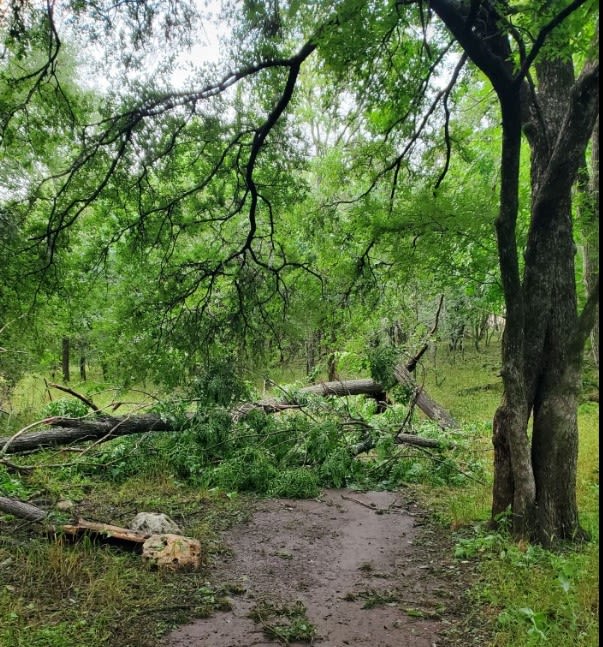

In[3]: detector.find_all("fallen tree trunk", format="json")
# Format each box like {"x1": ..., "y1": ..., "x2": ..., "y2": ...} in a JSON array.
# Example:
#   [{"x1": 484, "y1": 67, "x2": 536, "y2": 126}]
[
  {"x1": 0, "y1": 374, "x2": 456, "y2": 454},
  {"x1": 232, "y1": 378, "x2": 387, "y2": 418},
  {"x1": 0, "y1": 414, "x2": 180, "y2": 454},
  {"x1": 393, "y1": 364, "x2": 458, "y2": 430}
]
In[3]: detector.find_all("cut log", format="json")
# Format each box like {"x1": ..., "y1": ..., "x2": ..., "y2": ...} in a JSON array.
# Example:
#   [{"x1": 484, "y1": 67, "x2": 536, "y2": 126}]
[{"x1": 0, "y1": 495, "x2": 48, "y2": 522}]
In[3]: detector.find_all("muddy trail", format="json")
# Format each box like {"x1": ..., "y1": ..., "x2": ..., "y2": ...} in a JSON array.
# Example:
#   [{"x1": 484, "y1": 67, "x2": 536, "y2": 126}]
[{"x1": 163, "y1": 489, "x2": 483, "y2": 647}]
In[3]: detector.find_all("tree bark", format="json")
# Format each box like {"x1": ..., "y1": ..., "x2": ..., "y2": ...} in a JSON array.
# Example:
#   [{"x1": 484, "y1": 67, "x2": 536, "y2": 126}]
[
  {"x1": 0, "y1": 496, "x2": 47, "y2": 522},
  {"x1": 62, "y1": 337, "x2": 70, "y2": 383},
  {"x1": 393, "y1": 364, "x2": 458, "y2": 430},
  {"x1": 431, "y1": 0, "x2": 599, "y2": 543},
  {"x1": 0, "y1": 415, "x2": 180, "y2": 453}
]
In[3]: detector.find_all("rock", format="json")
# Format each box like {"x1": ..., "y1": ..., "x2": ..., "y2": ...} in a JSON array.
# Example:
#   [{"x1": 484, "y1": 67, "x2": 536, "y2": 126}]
[
  {"x1": 130, "y1": 512, "x2": 182, "y2": 535},
  {"x1": 142, "y1": 534, "x2": 202, "y2": 571},
  {"x1": 56, "y1": 500, "x2": 75, "y2": 511}
]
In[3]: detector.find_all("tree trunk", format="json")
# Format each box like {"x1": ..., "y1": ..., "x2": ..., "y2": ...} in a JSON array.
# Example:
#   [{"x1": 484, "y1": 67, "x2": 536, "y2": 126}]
[
  {"x1": 79, "y1": 353, "x2": 87, "y2": 381},
  {"x1": 62, "y1": 337, "x2": 70, "y2": 383},
  {"x1": 521, "y1": 58, "x2": 598, "y2": 544},
  {"x1": 489, "y1": 57, "x2": 598, "y2": 543},
  {"x1": 0, "y1": 415, "x2": 175, "y2": 453},
  {"x1": 431, "y1": 0, "x2": 599, "y2": 544}
]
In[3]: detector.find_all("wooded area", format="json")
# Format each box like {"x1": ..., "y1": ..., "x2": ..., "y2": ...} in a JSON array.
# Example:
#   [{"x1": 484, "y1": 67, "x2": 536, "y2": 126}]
[
  {"x1": 0, "y1": 3, "x2": 599, "y2": 646},
  {"x1": 0, "y1": 0, "x2": 598, "y2": 546}
]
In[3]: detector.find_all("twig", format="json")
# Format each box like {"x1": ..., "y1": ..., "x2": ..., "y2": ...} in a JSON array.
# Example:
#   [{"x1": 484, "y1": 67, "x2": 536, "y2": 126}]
[
  {"x1": 0, "y1": 458, "x2": 34, "y2": 474},
  {"x1": 340, "y1": 494, "x2": 379, "y2": 511}
]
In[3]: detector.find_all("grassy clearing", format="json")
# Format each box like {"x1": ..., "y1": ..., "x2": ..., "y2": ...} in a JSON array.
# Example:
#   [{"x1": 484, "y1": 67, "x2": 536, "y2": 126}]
[{"x1": 0, "y1": 346, "x2": 599, "y2": 646}]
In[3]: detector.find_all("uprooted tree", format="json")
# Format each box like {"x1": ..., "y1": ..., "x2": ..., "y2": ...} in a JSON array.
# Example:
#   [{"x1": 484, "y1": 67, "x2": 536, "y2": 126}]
[{"x1": 1, "y1": 1, "x2": 599, "y2": 545}]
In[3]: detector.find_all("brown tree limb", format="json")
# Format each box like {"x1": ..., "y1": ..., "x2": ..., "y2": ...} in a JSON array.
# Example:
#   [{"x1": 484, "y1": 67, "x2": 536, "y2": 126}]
[
  {"x1": 393, "y1": 364, "x2": 458, "y2": 429},
  {"x1": 0, "y1": 372, "x2": 457, "y2": 454},
  {"x1": 47, "y1": 383, "x2": 101, "y2": 412},
  {"x1": 0, "y1": 496, "x2": 148, "y2": 545}
]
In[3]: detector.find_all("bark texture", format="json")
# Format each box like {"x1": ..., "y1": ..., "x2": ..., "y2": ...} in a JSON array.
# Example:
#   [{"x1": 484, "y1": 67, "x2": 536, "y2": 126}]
[{"x1": 431, "y1": 0, "x2": 599, "y2": 544}]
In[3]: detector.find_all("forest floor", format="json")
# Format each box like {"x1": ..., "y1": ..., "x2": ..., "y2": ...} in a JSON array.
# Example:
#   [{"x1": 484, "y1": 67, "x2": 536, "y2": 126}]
[{"x1": 163, "y1": 488, "x2": 489, "y2": 647}]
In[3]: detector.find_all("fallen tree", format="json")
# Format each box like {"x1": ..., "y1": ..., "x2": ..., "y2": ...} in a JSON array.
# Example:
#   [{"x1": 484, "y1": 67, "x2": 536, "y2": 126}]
[{"x1": 0, "y1": 367, "x2": 457, "y2": 454}]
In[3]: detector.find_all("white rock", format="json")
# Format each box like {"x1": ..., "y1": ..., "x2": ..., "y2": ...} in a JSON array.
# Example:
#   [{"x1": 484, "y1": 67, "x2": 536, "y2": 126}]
[{"x1": 129, "y1": 512, "x2": 182, "y2": 535}]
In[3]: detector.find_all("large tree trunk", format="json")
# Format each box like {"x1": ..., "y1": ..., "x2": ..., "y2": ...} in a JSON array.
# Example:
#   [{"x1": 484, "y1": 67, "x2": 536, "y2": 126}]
[
  {"x1": 490, "y1": 57, "x2": 598, "y2": 543},
  {"x1": 431, "y1": 0, "x2": 599, "y2": 544},
  {"x1": 521, "y1": 58, "x2": 598, "y2": 544}
]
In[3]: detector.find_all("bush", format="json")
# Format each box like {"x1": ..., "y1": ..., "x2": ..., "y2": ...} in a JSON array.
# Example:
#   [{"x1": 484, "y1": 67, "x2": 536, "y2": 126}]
[{"x1": 42, "y1": 398, "x2": 91, "y2": 418}]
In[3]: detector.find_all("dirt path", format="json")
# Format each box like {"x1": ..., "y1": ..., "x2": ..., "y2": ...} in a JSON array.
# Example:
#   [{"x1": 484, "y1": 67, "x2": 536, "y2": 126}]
[{"x1": 163, "y1": 488, "x2": 477, "y2": 647}]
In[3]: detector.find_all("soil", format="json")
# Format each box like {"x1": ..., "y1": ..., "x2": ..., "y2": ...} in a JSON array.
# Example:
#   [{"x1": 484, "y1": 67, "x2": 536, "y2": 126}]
[{"x1": 163, "y1": 488, "x2": 486, "y2": 647}]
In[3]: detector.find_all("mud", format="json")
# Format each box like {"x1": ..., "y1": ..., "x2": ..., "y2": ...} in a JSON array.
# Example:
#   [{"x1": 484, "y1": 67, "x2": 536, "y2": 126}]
[{"x1": 163, "y1": 488, "x2": 477, "y2": 647}]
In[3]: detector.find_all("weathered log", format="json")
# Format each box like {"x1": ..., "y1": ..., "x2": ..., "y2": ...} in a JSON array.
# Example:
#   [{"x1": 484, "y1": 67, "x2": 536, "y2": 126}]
[
  {"x1": 0, "y1": 495, "x2": 47, "y2": 522},
  {"x1": 61, "y1": 519, "x2": 150, "y2": 544},
  {"x1": 233, "y1": 379, "x2": 387, "y2": 418},
  {"x1": 0, "y1": 414, "x2": 180, "y2": 453},
  {"x1": 0, "y1": 495, "x2": 149, "y2": 544},
  {"x1": 0, "y1": 496, "x2": 202, "y2": 569},
  {"x1": 393, "y1": 364, "x2": 458, "y2": 429}
]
